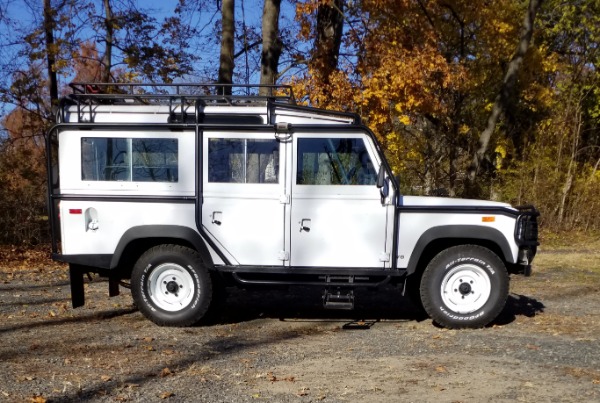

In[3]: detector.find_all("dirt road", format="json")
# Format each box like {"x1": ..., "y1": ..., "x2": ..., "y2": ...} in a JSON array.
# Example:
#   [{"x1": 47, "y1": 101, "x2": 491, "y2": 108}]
[{"x1": 1, "y1": 245, "x2": 599, "y2": 402}]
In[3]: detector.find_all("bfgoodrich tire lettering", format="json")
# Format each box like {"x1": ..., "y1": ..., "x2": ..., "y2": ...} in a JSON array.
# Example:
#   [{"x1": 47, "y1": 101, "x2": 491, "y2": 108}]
[
  {"x1": 131, "y1": 245, "x2": 212, "y2": 326},
  {"x1": 420, "y1": 245, "x2": 509, "y2": 329}
]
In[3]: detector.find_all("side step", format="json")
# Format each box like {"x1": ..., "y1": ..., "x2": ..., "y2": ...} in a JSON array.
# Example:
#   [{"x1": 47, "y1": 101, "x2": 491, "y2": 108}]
[{"x1": 323, "y1": 289, "x2": 355, "y2": 310}]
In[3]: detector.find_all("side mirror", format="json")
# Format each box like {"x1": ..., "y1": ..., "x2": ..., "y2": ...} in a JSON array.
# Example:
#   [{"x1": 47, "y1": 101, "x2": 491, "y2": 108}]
[
  {"x1": 377, "y1": 165, "x2": 389, "y2": 202},
  {"x1": 376, "y1": 165, "x2": 386, "y2": 188}
]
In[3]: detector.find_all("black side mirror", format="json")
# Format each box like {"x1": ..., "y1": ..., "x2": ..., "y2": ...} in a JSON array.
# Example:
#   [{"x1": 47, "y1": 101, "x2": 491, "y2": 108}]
[{"x1": 376, "y1": 165, "x2": 385, "y2": 188}]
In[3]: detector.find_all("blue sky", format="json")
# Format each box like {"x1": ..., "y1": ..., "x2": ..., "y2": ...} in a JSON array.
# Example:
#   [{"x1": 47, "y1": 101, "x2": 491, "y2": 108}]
[{"x1": 0, "y1": 0, "x2": 303, "y2": 128}]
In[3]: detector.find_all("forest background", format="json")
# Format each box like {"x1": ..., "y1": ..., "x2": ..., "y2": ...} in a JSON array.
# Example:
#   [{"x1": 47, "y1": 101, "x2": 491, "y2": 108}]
[{"x1": 0, "y1": 0, "x2": 599, "y2": 246}]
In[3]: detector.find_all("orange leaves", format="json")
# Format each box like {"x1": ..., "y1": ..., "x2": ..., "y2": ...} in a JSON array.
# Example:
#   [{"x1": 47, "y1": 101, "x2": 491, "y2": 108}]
[{"x1": 288, "y1": 0, "x2": 547, "y2": 184}]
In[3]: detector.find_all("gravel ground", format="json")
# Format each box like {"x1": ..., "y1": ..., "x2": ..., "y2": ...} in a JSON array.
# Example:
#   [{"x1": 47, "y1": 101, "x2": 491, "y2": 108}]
[{"x1": 1, "y1": 248, "x2": 599, "y2": 403}]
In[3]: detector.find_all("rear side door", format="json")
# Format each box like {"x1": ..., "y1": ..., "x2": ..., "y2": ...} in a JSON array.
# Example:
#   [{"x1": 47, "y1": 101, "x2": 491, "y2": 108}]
[
  {"x1": 290, "y1": 132, "x2": 392, "y2": 268},
  {"x1": 202, "y1": 132, "x2": 287, "y2": 266}
]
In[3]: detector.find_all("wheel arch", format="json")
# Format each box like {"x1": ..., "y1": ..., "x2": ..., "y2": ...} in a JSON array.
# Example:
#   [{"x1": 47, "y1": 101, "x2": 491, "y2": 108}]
[
  {"x1": 110, "y1": 225, "x2": 214, "y2": 276},
  {"x1": 406, "y1": 225, "x2": 513, "y2": 277}
]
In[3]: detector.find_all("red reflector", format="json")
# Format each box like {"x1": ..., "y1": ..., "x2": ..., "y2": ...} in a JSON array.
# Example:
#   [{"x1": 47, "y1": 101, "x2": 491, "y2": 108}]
[{"x1": 69, "y1": 209, "x2": 83, "y2": 214}]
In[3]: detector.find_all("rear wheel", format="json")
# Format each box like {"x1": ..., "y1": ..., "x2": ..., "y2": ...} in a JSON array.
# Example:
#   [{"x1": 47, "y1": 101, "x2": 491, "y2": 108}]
[
  {"x1": 131, "y1": 245, "x2": 212, "y2": 326},
  {"x1": 420, "y1": 245, "x2": 509, "y2": 329}
]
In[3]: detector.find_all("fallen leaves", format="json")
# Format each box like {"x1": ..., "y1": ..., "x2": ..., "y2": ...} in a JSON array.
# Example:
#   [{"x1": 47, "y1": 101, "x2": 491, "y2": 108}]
[
  {"x1": 0, "y1": 245, "x2": 66, "y2": 274},
  {"x1": 159, "y1": 391, "x2": 175, "y2": 399},
  {"x1": 296, "y1": 387, "x2": 309, "y2": 397},
  {"x1": 266, "y1": 371, "x2": 295, "y2": 383},
  {"x1": 435, "y1": 365, "x2": 447, "y2": 373}
]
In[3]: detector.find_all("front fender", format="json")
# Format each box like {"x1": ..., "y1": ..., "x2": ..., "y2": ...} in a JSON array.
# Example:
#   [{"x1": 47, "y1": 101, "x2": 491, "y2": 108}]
[{"x1": 405, "y1": 225, "x2": 515, "y2": 274}]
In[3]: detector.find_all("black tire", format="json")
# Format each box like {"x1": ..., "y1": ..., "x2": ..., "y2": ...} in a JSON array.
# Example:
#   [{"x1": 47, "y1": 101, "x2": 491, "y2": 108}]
[
  {"x1": 131, "y1": 244, "x2": 212, "y2": 326},
  {"x1": 420, "y1": 245, "x2": 509, "y2": 329}
]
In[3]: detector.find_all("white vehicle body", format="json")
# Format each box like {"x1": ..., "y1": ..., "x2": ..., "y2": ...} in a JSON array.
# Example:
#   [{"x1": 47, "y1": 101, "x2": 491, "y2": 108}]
[{"x1": 47, "y1": 83, "x2": 539, "y2": 329}]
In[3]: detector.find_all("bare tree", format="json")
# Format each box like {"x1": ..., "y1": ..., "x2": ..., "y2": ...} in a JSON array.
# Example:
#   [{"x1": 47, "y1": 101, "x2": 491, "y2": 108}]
[
  {"x1": 259, "y1": 0, "x2": 282, "y2": 96},
  {"x1": 43, "y1": 0, "x2": 58, "y2": 107},
  {"x1": 313, "y1": 0, "x2": 344, "y2": 78},
  {"x1": 467, "y1": 0, "x2": 544, "y2": 185},
  {"x1": 218, "y1": 0, "x2": 235, "y2": 95},
  {"x1": 101, "y1": 0, "x2": 113, "y2": 82}
]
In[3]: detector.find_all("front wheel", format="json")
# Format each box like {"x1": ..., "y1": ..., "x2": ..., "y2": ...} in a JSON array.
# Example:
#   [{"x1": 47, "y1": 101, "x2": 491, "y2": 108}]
[
  {"x1": 420, "y1": 245, "x2": 509, "y2": 329},
  {"x1": 131, "y1": 245, "x2": 212, "y2": 326}
]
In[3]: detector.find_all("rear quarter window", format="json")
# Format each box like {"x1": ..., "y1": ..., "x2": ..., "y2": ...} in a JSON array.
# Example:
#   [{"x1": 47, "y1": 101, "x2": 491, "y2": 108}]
[{"x1": 82, "y1": 138, "x2": 178, "y2": 182}]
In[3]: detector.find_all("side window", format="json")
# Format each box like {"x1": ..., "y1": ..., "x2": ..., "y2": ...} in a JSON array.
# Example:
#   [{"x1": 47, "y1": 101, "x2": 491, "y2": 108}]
[
  {"x1": 297, "y1": 138, "x2": 377, "y2": 185},
  {"x1": 81, "y1": 138, "x2": 178, "y2": 182},
  {"x1": 208, "y1": 138, "x2": 279, "y2": 183}
]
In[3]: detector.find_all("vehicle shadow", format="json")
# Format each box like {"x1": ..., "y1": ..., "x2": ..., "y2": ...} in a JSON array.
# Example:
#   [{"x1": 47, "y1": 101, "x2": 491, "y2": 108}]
[
  {"x1": 209, "y1": 285, "x2": 426, "y2": 326},
  {"x1": 211, "y1": 286, "x2": 546, "y2": 328},
  {"x1": 0, "y1": 307, "x2": 138, "y2": 335},
  {"x1": 492, "y1": 293, "x2": 545, "y2": 326},
  {"x1": 0, "y1": 280, "x2": 71, "y2": 291}
]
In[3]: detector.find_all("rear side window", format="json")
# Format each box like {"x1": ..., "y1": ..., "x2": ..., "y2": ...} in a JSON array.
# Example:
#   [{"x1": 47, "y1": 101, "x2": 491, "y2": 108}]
[
  {"x1": 82, "y1": 138, "x2": 178, "y2": 182},
  {"x1": 208, "y1": 138, "x2": 279, "y2": 184}
]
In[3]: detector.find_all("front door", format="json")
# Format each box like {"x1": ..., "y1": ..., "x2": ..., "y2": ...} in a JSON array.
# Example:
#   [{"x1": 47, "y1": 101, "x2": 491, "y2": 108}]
[
  {"x1": 290, "y1": 133, "x2": 390, "y2": 268},
  {"x1": 202, "y1": 132, "x2": 286, "y2": 266}
]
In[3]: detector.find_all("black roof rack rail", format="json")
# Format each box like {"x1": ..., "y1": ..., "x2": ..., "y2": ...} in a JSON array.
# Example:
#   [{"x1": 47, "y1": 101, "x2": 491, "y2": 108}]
[{"x1": 67, "y1": 82, "x2": 296, "y2": 106}]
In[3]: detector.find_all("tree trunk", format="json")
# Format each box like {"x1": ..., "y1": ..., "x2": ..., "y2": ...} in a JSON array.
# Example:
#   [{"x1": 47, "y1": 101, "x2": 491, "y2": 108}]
[
  {"x1": 558, "y1": 108, "x2": 582, "y2": 225},
  {"x1": 467, "y1": 0, "x2": 544, "y2": 185},
  {"x1": 101, "y1": 0, "x2": 114, "y2": 83},
  {"x1": 218, "y1": 0, "x2": 235, "y2": 96},
  {"x1": 259, "y1": 0, "x2": 282, "y2": 96},
  {"x1": 313, "y1": 0, "x2": 344, "y2": 78},
  {"x1": 43, "y1": 0, "x2": 58, "y2": 109}
]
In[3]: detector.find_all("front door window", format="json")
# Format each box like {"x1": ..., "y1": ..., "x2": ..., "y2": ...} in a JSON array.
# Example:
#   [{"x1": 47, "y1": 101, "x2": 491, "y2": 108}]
[{"x1": 296, "y1": 138, "x2": 377, "y2": 186}]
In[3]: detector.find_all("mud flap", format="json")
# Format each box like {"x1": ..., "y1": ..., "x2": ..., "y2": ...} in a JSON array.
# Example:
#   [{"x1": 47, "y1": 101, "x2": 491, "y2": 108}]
[
  {"x1": 108, "y1": 276, "x2": 120, "y2": 297},
  {"x1": 69, "y1": 264, "x2": 85, "y2": 308}
]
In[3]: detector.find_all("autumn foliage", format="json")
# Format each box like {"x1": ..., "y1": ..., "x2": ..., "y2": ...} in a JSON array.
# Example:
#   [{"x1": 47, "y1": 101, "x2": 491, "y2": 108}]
[
  {"x1": 291, "y1": 0, "x2": 600, "y2": 231},
  {"x1": 1, "y1": 0, "x2": 600, "y2": 245}
]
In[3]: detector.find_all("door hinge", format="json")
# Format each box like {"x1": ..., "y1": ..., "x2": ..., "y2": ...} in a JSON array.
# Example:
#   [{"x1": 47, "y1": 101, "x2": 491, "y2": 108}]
[
  {"x1": 279, "y1": 194, "x2": 290, "y2": 204},
  {"x1": 278, "y1": 251, "x2": 290, "y2": 261},
  {"x1": 379, "y1": 252, "x2": 390, "y2": 262}
]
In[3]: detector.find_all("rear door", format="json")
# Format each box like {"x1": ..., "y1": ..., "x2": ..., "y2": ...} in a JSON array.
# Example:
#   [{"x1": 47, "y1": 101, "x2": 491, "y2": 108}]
[{"x1": 202, "y1": 131, "x2": 287, "y2": 266}]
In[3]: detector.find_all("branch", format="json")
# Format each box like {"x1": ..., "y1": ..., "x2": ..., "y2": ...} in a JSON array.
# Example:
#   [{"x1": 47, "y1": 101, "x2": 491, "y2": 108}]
[
  {"x1": 467, "y1": 0, "x2": 544, "y2": 185},
  {"x1": 234, "y1": 39, "x2": 261, "y2": 59},
  {"x1": 277, "y1": 59, "x2": 309, "y2": 79}
]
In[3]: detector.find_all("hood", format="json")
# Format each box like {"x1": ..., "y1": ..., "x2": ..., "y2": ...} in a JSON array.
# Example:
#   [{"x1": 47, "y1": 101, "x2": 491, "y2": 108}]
[{"x1": 399, "y1": 195, "x2": 513, "y2": 209}]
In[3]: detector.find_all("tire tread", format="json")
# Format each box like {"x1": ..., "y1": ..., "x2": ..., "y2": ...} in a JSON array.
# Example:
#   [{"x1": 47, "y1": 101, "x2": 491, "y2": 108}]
[{"x1": 420, "y1": 245, "x2": 509, "y2": 329}]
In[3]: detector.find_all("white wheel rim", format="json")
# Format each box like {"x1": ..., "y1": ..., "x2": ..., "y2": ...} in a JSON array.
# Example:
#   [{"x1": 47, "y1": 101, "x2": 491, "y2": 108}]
[
  {"x1": 147, "y1": 263, "x2": 195, "y2": 312},
  {"x1": 440, "y1": 264, "x2": 491, "y2": 314}
]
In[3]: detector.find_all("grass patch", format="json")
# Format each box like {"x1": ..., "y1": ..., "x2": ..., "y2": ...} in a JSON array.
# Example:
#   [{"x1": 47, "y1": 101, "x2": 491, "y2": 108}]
[{"x1": 539, "y1": 229, "x2": 600, "y2": 252}]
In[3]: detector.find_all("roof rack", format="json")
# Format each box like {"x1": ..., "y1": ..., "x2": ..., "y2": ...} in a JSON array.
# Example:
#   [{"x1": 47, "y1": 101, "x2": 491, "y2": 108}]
[
  {"x1": 67, "y1": 82, "x2": 296, "y2": 106},
  {"x1": 61, "y1": 82, "x2": 358, "y2": 126}
]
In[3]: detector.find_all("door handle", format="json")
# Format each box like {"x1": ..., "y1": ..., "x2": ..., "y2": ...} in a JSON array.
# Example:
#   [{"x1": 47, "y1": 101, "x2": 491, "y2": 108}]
[
  {"x1": 211, "y1": 211, "x2": 222, "y2": 225},
  {"x1": 299, "y1": 218, "x2": 311, "y2": 232},
  {"x1": 88, "y1": 219, "x2": 99, "y2": 231}
]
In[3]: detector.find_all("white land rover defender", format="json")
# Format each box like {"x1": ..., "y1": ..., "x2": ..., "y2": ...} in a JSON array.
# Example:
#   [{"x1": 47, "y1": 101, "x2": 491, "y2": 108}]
[{"x1": 47, "y1": 83, "x2": 539, "y2": 329}]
